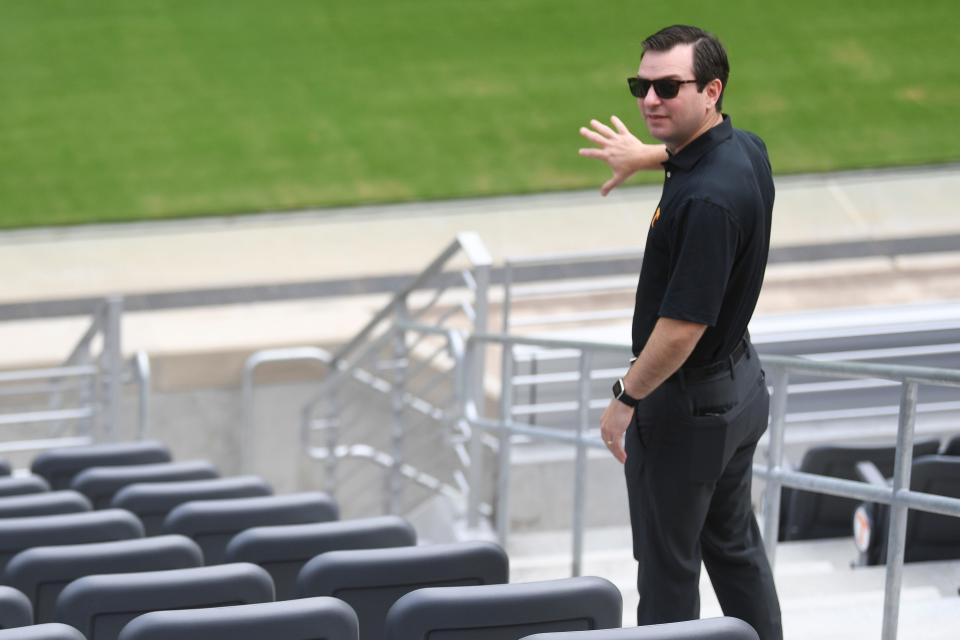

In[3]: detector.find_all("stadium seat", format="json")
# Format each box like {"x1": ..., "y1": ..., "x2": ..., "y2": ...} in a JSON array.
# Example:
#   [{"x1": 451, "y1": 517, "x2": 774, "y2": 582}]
[
  {"x1": 0, "y1": 585, "x2": 32, "y2": 629},
  {"x1": 71, "y1": 460, "x2": 219, "y2": 509},
  {"x1": 3, "y1": 535, "x2": 203, "y2": 623},
  {"x1": 0, "y1": 491, "x2": 91, "y2": 519},
  {"x1": 521, "y1": 617, "x2": 759, "y2": 640},
  {"x1": 0, "y1": 461, "x2": 10, "y2": 477},
  {"x1": 0, "y1": 510, "x2": 143, "y2": 574},
  {"x1": 855, "y1": 455, "x2": 960, "y2": 565},
  {"x1": 225, "y1": 515, "x2": 416, "y2": 599},
  {"x1": 779, "y1": 438, "x2": 940, "y2": 540},
  {"x1": 0, "y1": 623, "x2": 85, "y2": 640},
  {"x1": 942, "y1": 434, "x2": 960, "y2": 457},
  {"x1": 298, "y1": 541, "x2": 509, "y2": 640},
  {"x1": 111, "y1": 476, "x2": 273, "y2": 535},
  {"x1": 162, "y1": 492, "x2": 338, "y2": 565},
  {"x1": 117, "y1": 597, "x2": 359, "y2": 640},
  {"x1": 32, "y1": 441, "x2": 172, "y2": 490},
  {"x1": 54, "y1": 563, "x2": 275, "y2": 640},
  {"x1": 0, "y1": 476, "x2": 50, "y2": 498},
  {"x1": 383, "y1": 577, "x2": 622, "y2": 640}
]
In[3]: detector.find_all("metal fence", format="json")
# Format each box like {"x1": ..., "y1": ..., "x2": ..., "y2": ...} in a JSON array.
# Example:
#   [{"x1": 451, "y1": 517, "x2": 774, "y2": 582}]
[
  {"x1": 238, "y1": 234, "x2": 960, "y2": 639},
  {"x1": 289, "y1": 233, "x2": 493, "y2": 520},
  {"x1": 297, "y1": 318, "x2": 960, "y2": 640},
  {"x1": 0, "y1": 296, "x2": 152, "y2": 452}
]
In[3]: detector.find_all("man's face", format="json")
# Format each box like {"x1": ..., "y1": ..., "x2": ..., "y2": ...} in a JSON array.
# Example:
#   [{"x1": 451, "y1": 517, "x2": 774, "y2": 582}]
[{"x1": 636, "y1": 44, "x2": 715, "y2": 151}]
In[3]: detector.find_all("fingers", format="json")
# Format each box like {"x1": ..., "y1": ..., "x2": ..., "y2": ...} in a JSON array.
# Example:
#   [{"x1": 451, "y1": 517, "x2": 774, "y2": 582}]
[
  {"x1": 600, "y1": 174, "x2": 625, "y2": 196},
  {"x1": 611, "y1": 440, "x2": 627, "y2": 464},
  {"x1": 579, "y1": 127, "x2": 607, "y2": 146},
  {"x1": 611, "y1": 115, "x2": 630, "y2": 135},
  {"x1": 589, "y1": 118, "x2": 617, "y2": 138},
  {"x1": 578, "y1": 147, "x2": 605, "y2": 158},
  {"x1": 602, "y1": 433, "x2": 626, "y2": 463}
]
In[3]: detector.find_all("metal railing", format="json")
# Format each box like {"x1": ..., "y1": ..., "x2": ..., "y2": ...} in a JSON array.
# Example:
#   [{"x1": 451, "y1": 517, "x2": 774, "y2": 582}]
[
  {"x1": 278, "y1": 233, "x2": 493, "y2": 520},
  {"x1": 312, "y1": 319, "x2": 960, "y2": 640},
  {"x1": 757, "y1": 355, "x2": 960, "y2": 640},
  {"x1": 0, "y1": 296, "x2": 151, "y2": 452}
]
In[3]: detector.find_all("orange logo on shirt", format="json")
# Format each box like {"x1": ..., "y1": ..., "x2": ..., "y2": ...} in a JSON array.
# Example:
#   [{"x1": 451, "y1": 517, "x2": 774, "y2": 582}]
[{"x1": 651, "y1": 207, "x2": 661, "y2": 228}]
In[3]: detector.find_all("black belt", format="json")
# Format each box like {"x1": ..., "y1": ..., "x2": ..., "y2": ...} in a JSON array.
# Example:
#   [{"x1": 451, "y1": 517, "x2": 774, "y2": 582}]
[{"x1": 676, "y1": 338, "x2": 749, "y2": 384}]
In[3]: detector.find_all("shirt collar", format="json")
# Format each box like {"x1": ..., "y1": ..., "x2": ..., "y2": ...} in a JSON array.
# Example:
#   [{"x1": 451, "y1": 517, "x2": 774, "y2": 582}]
[{"x1": 663, "y1": 114, "x2": 733, "y2": 171}]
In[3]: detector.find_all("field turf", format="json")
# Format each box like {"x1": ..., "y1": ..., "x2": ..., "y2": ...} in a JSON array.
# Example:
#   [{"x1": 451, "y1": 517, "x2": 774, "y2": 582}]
[{"x1": 1, "y1": 0, "x2": 957, "y2": 227}]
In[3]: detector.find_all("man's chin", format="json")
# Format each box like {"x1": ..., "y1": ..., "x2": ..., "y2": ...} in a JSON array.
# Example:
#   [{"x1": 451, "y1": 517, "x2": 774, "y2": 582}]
[{"x1": 644, "y1": 119, "x2": 672, "y2": 141}]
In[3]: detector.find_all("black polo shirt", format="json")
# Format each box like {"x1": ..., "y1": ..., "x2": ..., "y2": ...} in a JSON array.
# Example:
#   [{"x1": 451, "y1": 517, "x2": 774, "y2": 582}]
[{"x1": 631, "y1": 115, "x2": 774, "y2": 367}]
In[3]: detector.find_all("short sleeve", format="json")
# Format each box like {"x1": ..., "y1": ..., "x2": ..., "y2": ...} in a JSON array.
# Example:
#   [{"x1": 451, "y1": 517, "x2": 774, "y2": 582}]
[{"x1": 659, "y1": 198, "x2": 740, "y2": 326}]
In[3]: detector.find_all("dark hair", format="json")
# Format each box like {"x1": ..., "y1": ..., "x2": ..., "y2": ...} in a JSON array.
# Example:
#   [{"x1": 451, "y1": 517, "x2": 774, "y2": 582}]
[{"x1": 641, "y1": 25, "x2": 729, "y2": 111}]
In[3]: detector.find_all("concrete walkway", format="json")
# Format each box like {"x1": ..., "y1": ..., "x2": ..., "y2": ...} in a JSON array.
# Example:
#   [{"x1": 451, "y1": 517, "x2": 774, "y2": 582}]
[{"x1": 1, "y1": 164, "x2": 959, "y2": 367}]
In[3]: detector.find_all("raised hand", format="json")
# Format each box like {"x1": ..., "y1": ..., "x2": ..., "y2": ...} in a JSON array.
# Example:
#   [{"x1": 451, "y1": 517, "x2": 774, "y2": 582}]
[{"x1": 578, "y1": 116, "x2": 667, "y2": 196}]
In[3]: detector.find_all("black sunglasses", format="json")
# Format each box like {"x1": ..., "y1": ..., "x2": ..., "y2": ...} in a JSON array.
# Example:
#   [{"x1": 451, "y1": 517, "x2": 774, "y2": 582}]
[{"x1": 628, "y1": 76, "x2": 698, "y2": 99}]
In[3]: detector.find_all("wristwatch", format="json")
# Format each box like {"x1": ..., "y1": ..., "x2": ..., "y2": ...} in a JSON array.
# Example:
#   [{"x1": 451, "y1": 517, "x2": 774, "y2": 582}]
[{"x1": 612, "y1": 378, "x2": 638, "y2": 407}]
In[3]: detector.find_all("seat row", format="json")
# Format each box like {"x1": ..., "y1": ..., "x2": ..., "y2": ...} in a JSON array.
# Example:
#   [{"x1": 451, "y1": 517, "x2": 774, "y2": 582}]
[
  {"x1": 0, "y1": 441, "x2": 760, "y2": 640},
  {"x1": 777, "y1": 437, "x2": 960, "y2": 564}
]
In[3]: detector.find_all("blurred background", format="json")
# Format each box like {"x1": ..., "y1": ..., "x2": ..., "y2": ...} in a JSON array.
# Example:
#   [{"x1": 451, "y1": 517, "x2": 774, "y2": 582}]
[{"x1": 2, "y1": 0, "x2": 957, "y2": 228}]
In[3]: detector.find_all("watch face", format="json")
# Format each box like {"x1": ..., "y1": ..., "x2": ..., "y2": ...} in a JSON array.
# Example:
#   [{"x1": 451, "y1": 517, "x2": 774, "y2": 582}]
[{"x1": 612, "y1": 379, "x2": 623, "y2": 398}]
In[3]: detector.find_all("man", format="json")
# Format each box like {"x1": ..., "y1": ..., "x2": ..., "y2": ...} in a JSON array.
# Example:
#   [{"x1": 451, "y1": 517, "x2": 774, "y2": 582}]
[{"x1": 578, "y1": 25, "x2": 782, "y2": 640}]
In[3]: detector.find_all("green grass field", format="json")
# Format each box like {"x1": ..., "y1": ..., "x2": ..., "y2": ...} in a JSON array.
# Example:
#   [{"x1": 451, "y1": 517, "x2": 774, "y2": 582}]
[{"x1": 1, "y1": 1, "x2": 958, "y2": 228}]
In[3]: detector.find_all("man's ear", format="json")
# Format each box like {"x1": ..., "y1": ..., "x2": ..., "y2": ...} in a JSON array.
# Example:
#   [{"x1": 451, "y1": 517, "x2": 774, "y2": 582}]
[{"x1": 705, "y1": 78, "x2": 723, "y2": 109}]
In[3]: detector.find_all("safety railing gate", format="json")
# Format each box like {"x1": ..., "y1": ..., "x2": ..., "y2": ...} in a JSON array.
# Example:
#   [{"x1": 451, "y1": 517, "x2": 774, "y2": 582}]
[
  {"x1": 314, "y1": 324, "x2": 959, "y2": 640},
  {"x1": 0, "y1": 296, "x2": 152, "y2": 453},
  {"x1": 758, "y1": 355, "x2": 960, "y2": 640},
  {"x1": 295, "y1": 233, "x2": 493, "y2": 522}
]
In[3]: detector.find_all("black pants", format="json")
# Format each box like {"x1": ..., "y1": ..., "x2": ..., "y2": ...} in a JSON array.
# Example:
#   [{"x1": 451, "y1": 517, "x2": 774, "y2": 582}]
[{"x1": 624, "y1": 343, "x2": 782, "y2": 640}]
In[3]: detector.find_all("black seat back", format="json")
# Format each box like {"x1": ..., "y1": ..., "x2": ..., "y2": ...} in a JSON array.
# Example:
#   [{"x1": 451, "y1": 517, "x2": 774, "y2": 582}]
[
  {"x1": 225, "y1": 515, "x2": 416, "y2": 599},
  {"x1": 163, "y1": 492, "x2": 338, "y2": 565},
  {"x1": 297, "y1": 541, "x2": 508, "y2": 640},
  {"x1": 117, "y1": 597, "x2": 358, "y2": 640},
  {"x1": 3, "y1": 535, "x2": 203, "y2": 623},
  {"x1": 111, "y1": 476, "x2": 273, "y2": 535},
  {"x1": 0, "y1": 510, "x2": 143, "y2": 574},
  {"x1": 0, "y1": 476, "x2": 50, "y2": 498},
  {"x1": 54, "y1": 563, "x2": 275, "y2": 640},
  {"x1": 0, "y1": 585, "x2": 32, "y2": 630},
  {"x1": 900, "y1": 455, "x2": 960, "y2": 563},
  {"x1": 32, "y1": 442, "x2": 171, "y2": 490},
  {"x1": 780, "y1": 438, "x2": 940, "y2": 540},
  {"x1": 942, "y1": 434, "x2": 960, "y2": 457},
  {"x1": 0, "y1": 491, "x2": 91, "y2": 519},
  {"x1": 521, "y1": 617, "x2": 760, "y2": 640},
  {"x1": 0, "y1": 623, "x2": 85, "y2": 640},
  {"x1": 71, "y1": 460, "x2": 219, "y2": 509},
  {"x1": 383, "y1": 577, "x2": 622, "y2": 640}
]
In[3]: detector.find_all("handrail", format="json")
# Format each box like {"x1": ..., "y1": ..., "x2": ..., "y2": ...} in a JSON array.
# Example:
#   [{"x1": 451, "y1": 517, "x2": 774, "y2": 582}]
[
  {"x1": 0, "y1": 296, "x2": 130, "y2": 446},
  {"x1": 0, "y1": 365, "x2": 98, "y2": 384},
  {"x1": 760, "y1": 353, "x2": 960, "y2": 386},
  {"x1": 132, "y1": 350, "x2": 151, "y2": 439},
  {"x1": 441, "y1": 331, "x2": 960, "y2": 640},
  {"x1": 241, "y1": 346, "x2": 334, "y2": 473},
  {"x1": 330, "y1": 232, "x2": 492, "y2": 367}
]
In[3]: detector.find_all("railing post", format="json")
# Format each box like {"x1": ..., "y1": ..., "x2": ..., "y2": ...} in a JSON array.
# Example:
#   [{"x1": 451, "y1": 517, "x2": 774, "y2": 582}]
[
  {"x1": 388, "y1": 303, "x2": 409, "y2": 515},
  {"x1": 466, "y1": 259, "x2": 491, "y2": 530},
  {"x1": 500, "y1": 261, "x2": 514, "y2": 335},
  {"x1": 101, "y1": 296, "x2": 124, "y2": 441},
  {"x1": 325, "y1": 375, "x2": 341, "y2": 496},
  {"x1": 495, "y1": 339, "x2": 514, "y2": 544},
  {"x1": 571, "y1": 350, "x2": 592, "y2": 577},
  {"x1": 466, "y1": 337, "x2": 485, "y2": 530},
  {"x1": 134, "y1": 351, "x2": 151, "y2": 439},
  {"x1": 762, "y1": 366, "x2": 789, "y2": 567},
  {"x1": 881, "y1": 381, "x2": 919, "y2": 640}
]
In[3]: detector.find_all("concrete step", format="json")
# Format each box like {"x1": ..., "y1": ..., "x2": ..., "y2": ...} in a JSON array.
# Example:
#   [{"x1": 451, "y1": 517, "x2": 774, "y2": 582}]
[{"x1": 507, "y1": 528, "x2": 960, "y2": 638}]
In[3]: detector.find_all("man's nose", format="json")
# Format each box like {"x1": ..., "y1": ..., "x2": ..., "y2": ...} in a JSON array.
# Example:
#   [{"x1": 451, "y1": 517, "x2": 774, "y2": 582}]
[{"x1": 643, "y1": 89, "x2": 662, "y2": 108}]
